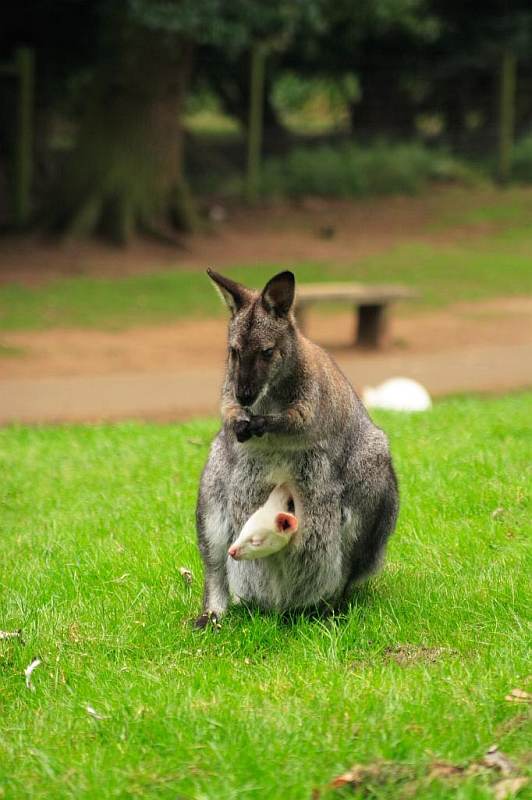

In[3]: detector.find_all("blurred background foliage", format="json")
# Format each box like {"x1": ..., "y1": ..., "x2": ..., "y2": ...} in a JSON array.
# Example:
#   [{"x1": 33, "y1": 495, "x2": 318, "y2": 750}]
[{"x1": 2, "y1": 0, "x2": 532, "y2": 243}]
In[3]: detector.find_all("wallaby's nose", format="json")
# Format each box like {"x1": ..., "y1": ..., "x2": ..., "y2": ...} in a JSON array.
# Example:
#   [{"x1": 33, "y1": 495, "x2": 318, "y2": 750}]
[{"x1": 237, "y1": 388, "x2": 256, "y2": 407}]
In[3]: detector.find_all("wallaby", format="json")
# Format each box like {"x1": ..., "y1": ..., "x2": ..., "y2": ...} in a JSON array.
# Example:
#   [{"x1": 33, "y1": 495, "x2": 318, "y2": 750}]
[
  {"x1": 228, "y1": 483, "x2": 299, "y2": 561},
  {"x1": 194, "y1": 269, "x2": 399, "y2": 628}
]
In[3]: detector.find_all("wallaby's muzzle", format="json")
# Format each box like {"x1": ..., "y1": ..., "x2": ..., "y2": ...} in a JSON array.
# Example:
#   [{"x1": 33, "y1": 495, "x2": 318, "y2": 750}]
[{"x1": 236, "y1": 387, "x2": 257, "y2": 407}]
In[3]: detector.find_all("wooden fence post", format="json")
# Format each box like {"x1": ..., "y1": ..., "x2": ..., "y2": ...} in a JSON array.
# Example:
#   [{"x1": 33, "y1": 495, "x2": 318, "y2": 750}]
[
  {"x1": 498, "y1": 48, "x2": 516, "y2": 184},
  {"x1": 14, "y1": 47, "x2": 34, "y2": 227},
  {"x1": 245, "y1": 43, "x2": 266, "y2": 203}
]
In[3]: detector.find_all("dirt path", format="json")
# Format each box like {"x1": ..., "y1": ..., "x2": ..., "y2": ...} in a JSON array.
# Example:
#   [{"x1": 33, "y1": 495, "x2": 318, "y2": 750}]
[
  {"x1": 2, "y1": 343, "x2": 530, "y2": 426},
  {"x1": 1, "y1": 297, "x2": 530, "y2": 380},
  {"x1": 1, "y1": 187, "x2": 531, "y2": 423},
  {"x1": 0, "y1": 297, "x2": 530, "y2": 424}
]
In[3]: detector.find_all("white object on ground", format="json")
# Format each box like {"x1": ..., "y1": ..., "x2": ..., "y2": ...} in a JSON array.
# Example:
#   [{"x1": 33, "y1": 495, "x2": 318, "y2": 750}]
[
  {"x1": 0, "y1": 629, "x2": 22, "y2": 640},
  {"x1": 24, "y1": 658, "x2": 42, "y2": 691},
  {"x1": 86, "y1": 704, "x2": 108, "y2": 720},
  {"x1": 228, "y1": 484, "x2": 299, "y2": 561},
  {"x1": 362, "y1": 377, "x2": 432, "y2": 412},
  {"x1": 179, "y1": 566, "x2": 193, "y2": 584}
]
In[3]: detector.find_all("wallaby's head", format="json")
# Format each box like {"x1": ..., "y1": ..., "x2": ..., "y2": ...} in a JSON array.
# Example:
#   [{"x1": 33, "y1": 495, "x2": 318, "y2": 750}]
[{"x1": 207, "y1": 268, "x2": 297, "y2": 409}]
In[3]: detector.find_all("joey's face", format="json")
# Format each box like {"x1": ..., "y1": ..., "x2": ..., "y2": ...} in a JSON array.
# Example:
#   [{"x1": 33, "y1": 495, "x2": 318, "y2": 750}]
[
  {"x1": 229, "y1": 528, "x2": 283, "y2": 560},
  {"x1": 228, "y1": 512, "x2": 298, "y2": 561}
]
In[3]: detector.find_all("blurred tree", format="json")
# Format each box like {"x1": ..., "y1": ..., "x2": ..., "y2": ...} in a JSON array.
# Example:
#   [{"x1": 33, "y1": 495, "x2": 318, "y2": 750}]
[
  {"x1": 3, "y1": 0, "x2": 324, "y2": 242},
  {"x1": 0, "y1": 1, "x2": 99, "y2": 227},
  {"x1": 3, "y1": 0, "x2": 532, "y2": 241},
  {"x1": 196, "y1": 1, "x2": 325, "y2": 149},
  {"x1": 58, "y1": 0, "x2": 325, "y2": 242},
  {"x1": 295, "y1": 0, "x2": 440, "y2": 140},
  {"x1": 422, "y1": 1, "x2": 532, "y2": 171}
]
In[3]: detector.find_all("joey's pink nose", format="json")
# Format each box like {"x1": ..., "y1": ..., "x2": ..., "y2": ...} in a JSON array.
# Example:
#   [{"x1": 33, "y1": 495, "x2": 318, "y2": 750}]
[{"x1": 228, "y1": 545, "x2": 239, "y2": 559}]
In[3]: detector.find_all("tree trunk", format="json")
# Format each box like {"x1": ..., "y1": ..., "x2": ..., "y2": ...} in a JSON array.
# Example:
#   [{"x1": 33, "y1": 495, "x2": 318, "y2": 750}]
[
  {"x1": 53, "y1": 36, "x2": 197, "y2": 244},
  {"x1": 210, "y1": 54, "x2": 289, "y2": 152}
]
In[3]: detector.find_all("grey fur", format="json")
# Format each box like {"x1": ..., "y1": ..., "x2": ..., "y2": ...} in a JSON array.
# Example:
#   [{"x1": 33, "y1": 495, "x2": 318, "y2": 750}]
[{"x1": 194, "y1": 269, "x2": 398, "y2": 626}]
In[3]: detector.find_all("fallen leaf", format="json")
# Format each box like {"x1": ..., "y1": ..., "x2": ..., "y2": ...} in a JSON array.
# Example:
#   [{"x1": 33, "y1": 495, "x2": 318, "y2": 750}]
[
  {"x1": 110, "y1": 573, "x2": 129, "y2": 584},
  {"x1": 482, "y1": 745, "x2": 515, "y2": 776},
  {"x1": 0, "y1": 629, "x2": 22, "y2": 641},
  {"x1": 330, "y1": 764, "x2": 368, "y2": 788},
  {"x1": 186, "y1": 438, "x2": 203, "y2": 447},
  {"x1": 85, "y1": 704, "x2": 107, "y2": 721},
  {"x1": 493, "y1": 777, "x2": 528, "y2": 800},
  {"x1": 495, "y1": 713, "x2": 529, "y2": 738},
  {"x1": 329, "y1": 761, "x2": 413, "y2": 790},
  {"x1": 179, "y1": 567, "x2": 193, "y2": 585},
  {"x1": 491, "y1": 507, "x2": 505, "y2": 519},
  {"x1": 428, "y1": 761, "x2": 465, "y2": 780},
  {"x1": 505, "y1": 689, "x2": 531, "y2": 704},
  {"x1": 24, "y1": 658, "x2": 41, "y2": 691}
]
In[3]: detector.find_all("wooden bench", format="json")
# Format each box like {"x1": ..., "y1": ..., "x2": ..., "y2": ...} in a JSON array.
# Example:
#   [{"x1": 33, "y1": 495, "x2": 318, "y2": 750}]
[{"x1": 294, "y1": 282, "x2": 418, "y2": 348}]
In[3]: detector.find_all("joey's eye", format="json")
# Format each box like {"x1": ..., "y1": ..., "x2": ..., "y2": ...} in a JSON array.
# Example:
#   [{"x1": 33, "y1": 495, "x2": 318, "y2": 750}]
[{"x1": 262, "y1": 347, "x2": 274, "y2": 359}]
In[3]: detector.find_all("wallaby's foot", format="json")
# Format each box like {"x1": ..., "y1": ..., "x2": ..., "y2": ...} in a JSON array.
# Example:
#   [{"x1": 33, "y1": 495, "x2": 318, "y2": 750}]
[{"x1": 192, "y1": 611, "x2": 222, "y2": 631}]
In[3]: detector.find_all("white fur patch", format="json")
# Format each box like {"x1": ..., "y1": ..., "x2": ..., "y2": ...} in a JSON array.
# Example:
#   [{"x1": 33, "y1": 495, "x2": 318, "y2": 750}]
[{"x1": 204, "y1": 505, "x2": 230, "y2": 561}]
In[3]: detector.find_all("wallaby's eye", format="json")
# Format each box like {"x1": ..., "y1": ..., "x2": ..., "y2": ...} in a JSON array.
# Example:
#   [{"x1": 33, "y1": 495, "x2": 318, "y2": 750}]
[{"x1": 262, "y1": 347, "x2": 274, "y2": 360}]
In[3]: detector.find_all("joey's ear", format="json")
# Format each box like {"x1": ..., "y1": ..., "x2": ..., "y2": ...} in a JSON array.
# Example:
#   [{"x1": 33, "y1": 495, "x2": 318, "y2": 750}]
[
  {"x1": 207, "y1": 268, "x2": 252, "y2": 315},
  {"x1": 261, "y1": 271, "x2": 295, "y2": 317},
  {"x1": 275, "y1": 512, "x2": 298, "y2": 534}
]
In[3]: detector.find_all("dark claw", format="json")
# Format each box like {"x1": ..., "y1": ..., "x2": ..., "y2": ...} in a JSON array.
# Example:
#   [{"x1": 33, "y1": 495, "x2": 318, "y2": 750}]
[{"x1": 192, "y1": 611, "x2": 220, "y2": 630}]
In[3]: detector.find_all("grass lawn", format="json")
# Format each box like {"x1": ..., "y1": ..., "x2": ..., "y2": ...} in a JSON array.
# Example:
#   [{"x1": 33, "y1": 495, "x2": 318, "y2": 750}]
[
  {"x1": 0, "y1": 393, "x2": 530, "y2": 799},
  {"x1": 2, "y1": 195, "x2": 532, "y2": 332}
]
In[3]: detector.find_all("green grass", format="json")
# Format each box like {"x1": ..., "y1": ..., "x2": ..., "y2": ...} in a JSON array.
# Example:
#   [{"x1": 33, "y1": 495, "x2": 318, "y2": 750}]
[
  {"x1": 1, "y1": 225, "x2": 532, "y2": 331},
  {"x1": 0, "y1": 393, "x2": 530, "y2": 799}
]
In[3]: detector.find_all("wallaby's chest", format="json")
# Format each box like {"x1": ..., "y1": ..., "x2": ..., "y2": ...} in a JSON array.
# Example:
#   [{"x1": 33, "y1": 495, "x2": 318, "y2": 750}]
[{"x1": 228, "y1": 446, "x2": 331, "y2": 529}]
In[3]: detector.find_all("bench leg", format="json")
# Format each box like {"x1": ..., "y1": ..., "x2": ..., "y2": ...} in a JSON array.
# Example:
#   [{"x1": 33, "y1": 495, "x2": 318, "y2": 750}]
[{"x1": 356, "y1": 304, "x2": 387, "y2": 348}]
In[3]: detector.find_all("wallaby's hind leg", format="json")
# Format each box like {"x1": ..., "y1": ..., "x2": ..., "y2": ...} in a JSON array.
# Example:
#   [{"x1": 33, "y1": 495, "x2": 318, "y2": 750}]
[
  {"x1": 343, "y1": 480, "x2": 399, "y2": 603},
  {"x1": 194, "y1": 566, "x2": 229, "y2": 629},
  {"x1": 194, "y1": 500, "x2": 233, "y2": 629}
]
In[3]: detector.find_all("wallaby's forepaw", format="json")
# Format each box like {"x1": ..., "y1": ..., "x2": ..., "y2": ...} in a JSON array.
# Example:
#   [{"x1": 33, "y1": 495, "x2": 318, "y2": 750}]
[
  {"x1": 192, "y1": 611, "x2": 222, "y2": 631},
  {"x1": 235, "y1": 415, "x2": 268, "y2": 442},
  {"x1": 249, "y1": 415, "x2": 267, "y2": 437},
  {"x1": 235, "y1": 418, "x2": 252, "y2": 442}
]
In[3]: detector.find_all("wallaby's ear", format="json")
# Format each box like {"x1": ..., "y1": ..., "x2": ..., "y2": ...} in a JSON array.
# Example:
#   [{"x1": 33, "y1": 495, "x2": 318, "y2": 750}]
[
  {"x1": 261, "y1": 271, "x2": 295, "y2": 317},
  {"x1": 207, "y1": 268, "x2": 252, "y2": 315}
]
